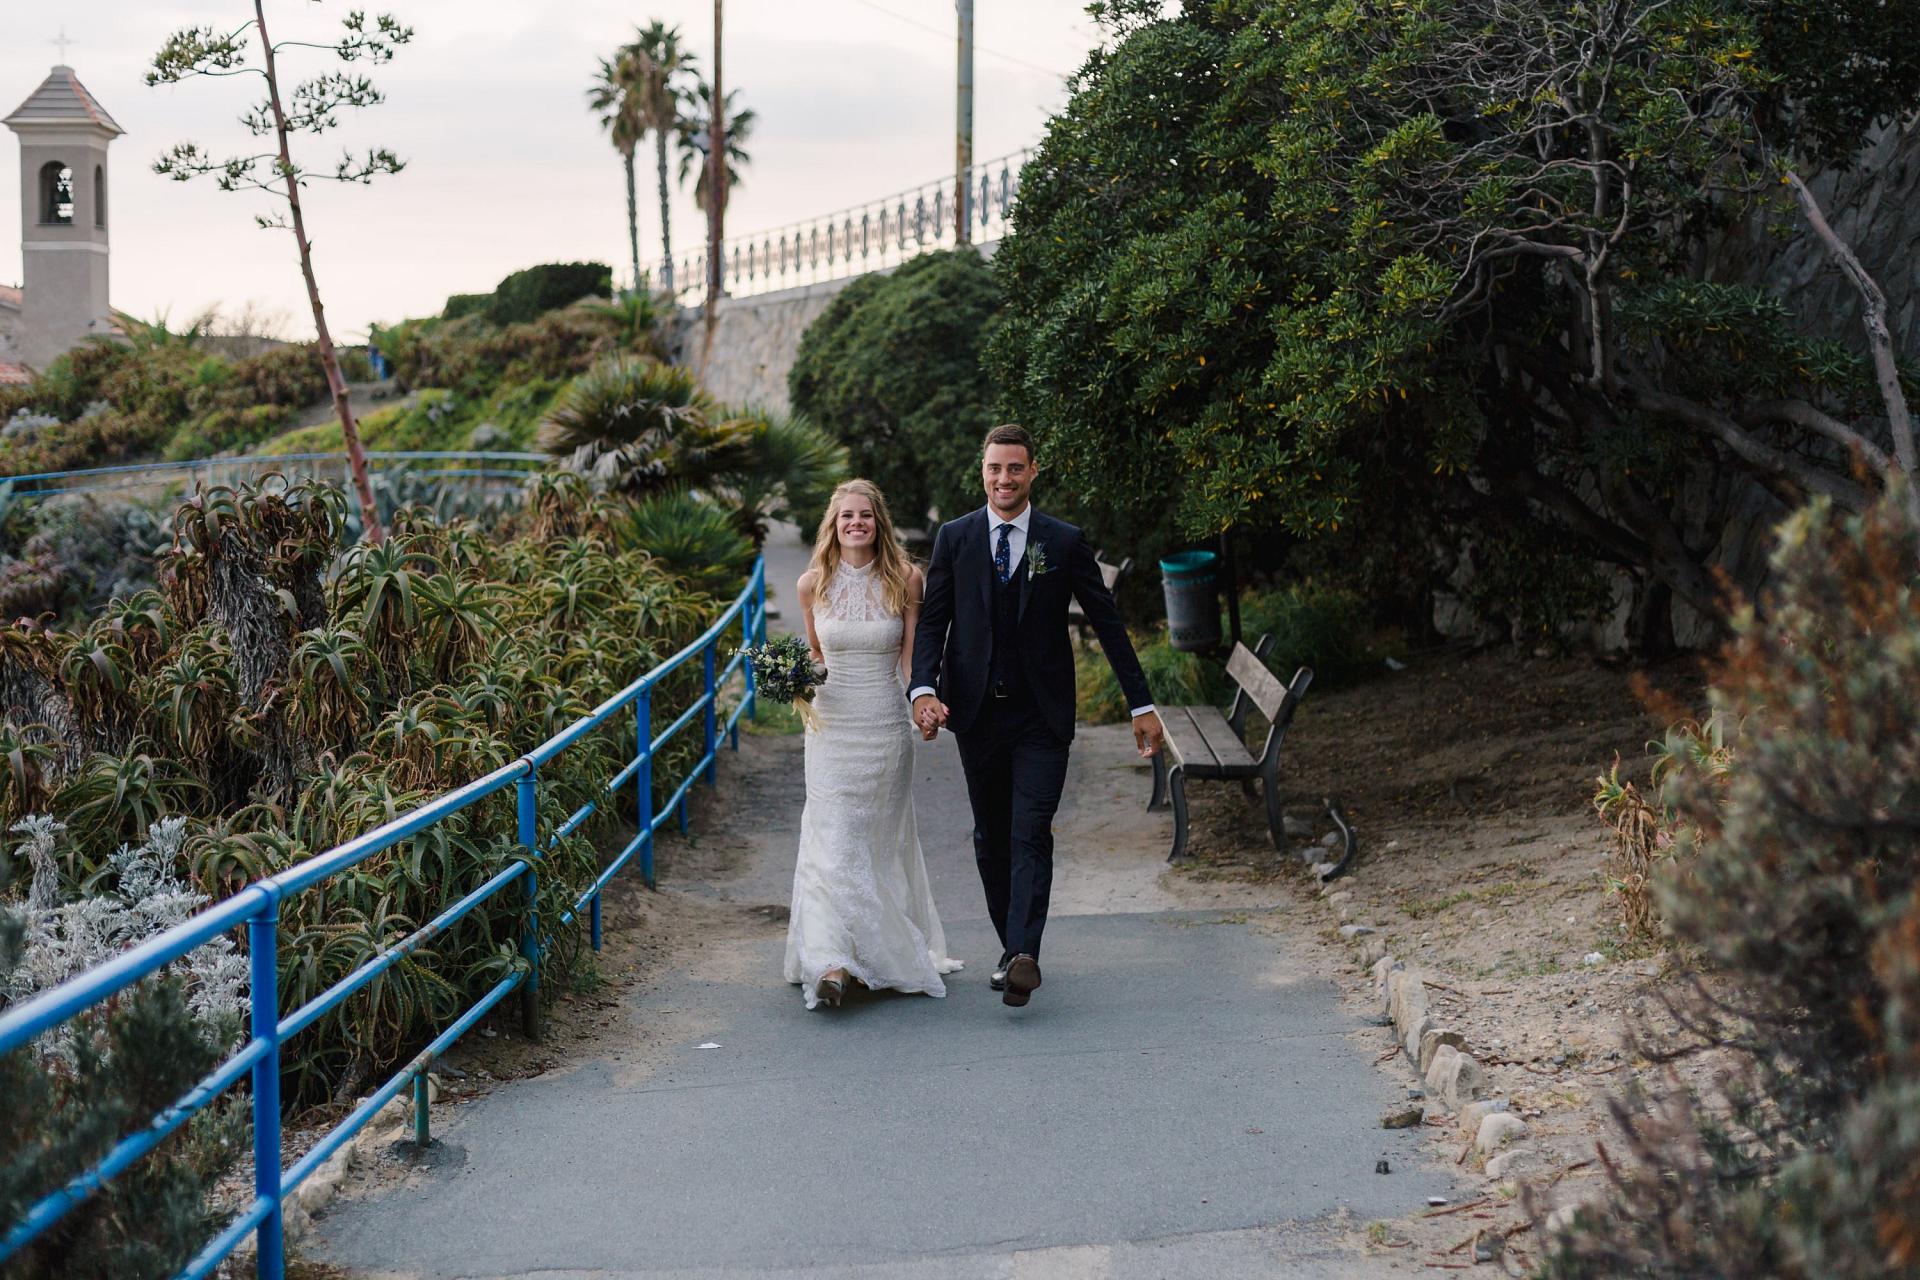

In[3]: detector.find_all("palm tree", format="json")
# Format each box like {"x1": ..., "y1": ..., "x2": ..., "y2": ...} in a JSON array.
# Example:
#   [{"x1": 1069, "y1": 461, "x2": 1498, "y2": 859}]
[
  {"x1": 675, "y1": 83, "x2": 755, "y2": 216},
  {"x1": 537, "y1": 356, "x2": 753, "y2": 497},
  {"x1": 588, "y1": 50, "x2": 645, "y2": 295},
  {"x1": 630, "y1": 22, "x2": 697, "y2": 293}
]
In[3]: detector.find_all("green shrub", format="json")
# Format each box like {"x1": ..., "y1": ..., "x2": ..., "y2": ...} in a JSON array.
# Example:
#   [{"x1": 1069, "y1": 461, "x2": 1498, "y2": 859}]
[
  {"x1": 618, "y1": 491, "x2": 755, "y2": 594},
  {"x1": 1076, "y1": 633, "x2": 1219, "y2": 724},
  {"x1": 0, "y1": 913, "x2": 245, "y2": 1280},
  {"x1": 1073, "y1": 581, "x2": 1372, "y2": 723},
  {"x1": 1240, "y1": 583, "x2": 1373, "y2": 686},
  {"x1": 789, "y1": 249, "x2": 1000, "y2": 528},
  {"x1": 161, "y1": 404, "x2": 290, "y2": 461},
  {"x1": 443, "y1": 292, "x2": 489, "y2": 320},
  {"x1": 485, "y1": 262, "x2": 612, "y2": 326},
  {"x1": 384, "y1": 303, "x2": 638, "y2": 400},
  {"x1": 1544, "y1": 483, "x2": 1920, "y2": 1276}
]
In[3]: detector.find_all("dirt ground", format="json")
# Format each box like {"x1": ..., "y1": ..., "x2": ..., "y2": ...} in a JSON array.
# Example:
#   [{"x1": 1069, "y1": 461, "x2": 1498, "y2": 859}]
[{"x1": 1169, "y1": 643, "x2": 1710, "y2": 1273}]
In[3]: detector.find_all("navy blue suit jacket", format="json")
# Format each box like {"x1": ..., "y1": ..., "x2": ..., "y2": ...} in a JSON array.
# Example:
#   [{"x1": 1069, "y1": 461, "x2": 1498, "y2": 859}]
[{"x1": 910, "y1": 506, "x2": 1152, "y2": 742}]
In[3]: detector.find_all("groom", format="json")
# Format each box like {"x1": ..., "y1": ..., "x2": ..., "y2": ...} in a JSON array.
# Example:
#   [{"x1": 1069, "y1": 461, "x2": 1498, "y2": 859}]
[{"x1": 911, "y1": 424, "x2": 1164, "y2": 1008}]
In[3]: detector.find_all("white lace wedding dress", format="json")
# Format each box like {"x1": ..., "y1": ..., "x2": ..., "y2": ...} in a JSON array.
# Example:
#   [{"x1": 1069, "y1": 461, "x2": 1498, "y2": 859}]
[{"x1": 783, "y1": 559, "x2": 961, "y2": 1009}]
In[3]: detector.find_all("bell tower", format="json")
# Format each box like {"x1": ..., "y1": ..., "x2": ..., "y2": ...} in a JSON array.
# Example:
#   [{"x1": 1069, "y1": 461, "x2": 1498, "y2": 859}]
[{"x1": 5, "y1": 64, "x2": 122, "y2": 371}]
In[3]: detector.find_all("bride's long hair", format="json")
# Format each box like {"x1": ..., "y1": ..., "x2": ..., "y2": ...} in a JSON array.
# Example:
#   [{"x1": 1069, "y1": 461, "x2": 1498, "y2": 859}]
[{"x1": 809, "y1": 479, "x2": 914, "y2": 616}]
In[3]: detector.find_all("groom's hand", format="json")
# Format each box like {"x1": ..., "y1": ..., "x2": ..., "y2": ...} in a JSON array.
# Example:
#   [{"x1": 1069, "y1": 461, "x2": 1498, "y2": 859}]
[
  {"x1": 1132, "y1": 710, "x2": 1166, "y2": 758},
  {"x1": 913, "y1": 695, "x2": 949, "y2": 740}
]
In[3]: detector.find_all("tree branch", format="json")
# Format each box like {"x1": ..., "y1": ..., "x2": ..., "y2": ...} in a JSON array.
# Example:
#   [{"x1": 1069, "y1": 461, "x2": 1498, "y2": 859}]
[
  {"x1": 1783, "y1": 168, "x2": 1918, "y2": 476},
  {"x1": 1625, "y1": 384, "x2": 1871, "y2": 510}
]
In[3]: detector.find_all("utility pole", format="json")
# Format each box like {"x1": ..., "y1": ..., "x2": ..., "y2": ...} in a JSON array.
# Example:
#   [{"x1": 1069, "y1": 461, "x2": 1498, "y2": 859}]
[
  {"x1": 955, "y1": 0, "x2": 974, "y2": 245},
  {"x1": 703, "y1": 0, "x2": 725, "y2": 368}
]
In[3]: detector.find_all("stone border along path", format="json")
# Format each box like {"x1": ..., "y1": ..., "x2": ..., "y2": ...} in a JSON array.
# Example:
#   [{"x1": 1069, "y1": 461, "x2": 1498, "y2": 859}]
[{"x1": 1320, "y1": 879, "x2": 1597, "y2": 1254}]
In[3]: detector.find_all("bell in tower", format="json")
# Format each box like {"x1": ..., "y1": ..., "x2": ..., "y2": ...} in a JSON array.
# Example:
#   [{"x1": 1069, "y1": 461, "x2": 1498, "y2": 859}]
[{"x1": 5, "y1": 61, "x2": 123, "y2": 371}]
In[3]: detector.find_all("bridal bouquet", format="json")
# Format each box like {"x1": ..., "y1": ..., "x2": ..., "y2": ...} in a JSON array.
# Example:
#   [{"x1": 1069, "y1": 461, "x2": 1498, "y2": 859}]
[{"x1": 741, "y1": 633, "x2": 827, "y2": 729}]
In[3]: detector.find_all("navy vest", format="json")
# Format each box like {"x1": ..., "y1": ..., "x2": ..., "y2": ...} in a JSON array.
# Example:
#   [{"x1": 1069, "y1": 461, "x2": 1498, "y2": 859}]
[{"x1": 989, "y1": 556, "x2": 1028, "y2": 696}]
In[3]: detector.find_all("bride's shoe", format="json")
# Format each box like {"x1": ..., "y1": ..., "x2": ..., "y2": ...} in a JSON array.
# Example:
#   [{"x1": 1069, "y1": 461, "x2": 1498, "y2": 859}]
[{"x1": 815, "y1": 969, "x2": 847, "y2": 1008}]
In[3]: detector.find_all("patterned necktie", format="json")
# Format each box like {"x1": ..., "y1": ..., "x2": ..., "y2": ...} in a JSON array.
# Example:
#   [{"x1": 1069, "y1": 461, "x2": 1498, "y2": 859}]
[{"x1": 994, "y1": 523, "x2": 1014, "y2": 585}]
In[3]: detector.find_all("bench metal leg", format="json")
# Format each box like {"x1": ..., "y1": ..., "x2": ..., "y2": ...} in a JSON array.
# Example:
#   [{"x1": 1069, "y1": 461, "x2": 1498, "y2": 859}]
[
  {"x1": 1168, "y1": 766, "x2": 1190, "y2": 862},
  {"x1": 1149, "y1": 752, "x2": 1168, "y2": 811},
  {"x1": 1261, "y1": 754, "x2": 1284, "y2": 850}
]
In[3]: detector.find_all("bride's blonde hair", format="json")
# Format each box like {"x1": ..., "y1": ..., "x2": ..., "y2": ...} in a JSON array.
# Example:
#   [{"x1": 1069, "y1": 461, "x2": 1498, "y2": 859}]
[{"x1": 809, "y1": 479, "x2": 913, "y2": 616}]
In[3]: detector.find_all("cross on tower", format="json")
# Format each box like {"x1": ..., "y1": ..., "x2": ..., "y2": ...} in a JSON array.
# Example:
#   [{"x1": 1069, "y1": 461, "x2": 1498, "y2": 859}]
[{"x1": 50, "y1": 28, "x2": 76, "y2": 63}]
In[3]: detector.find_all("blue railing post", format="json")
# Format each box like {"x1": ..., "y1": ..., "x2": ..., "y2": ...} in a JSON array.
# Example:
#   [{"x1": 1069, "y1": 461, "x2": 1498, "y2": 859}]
[
  {"x1": 636, "y1": 690, "x2": 655, "y2": 888},
  {"x1": 412, "y1": 1072, "x2": 431, "y2": 1148},
  {"x1": 702, "y1": 642, "x2": 719, "y2": 785},
  {"x1": 249, "y1": 897, "x2": 285, "y2": 1280},
  {"x1": 756, "y1": 560, "x2": 769, "y2": 647},
  {"x1": 737, "y1": 579, "x2": 755, "y2": 739},
  {"x1": 589, "y1": 891, "x2": 602, "y2": 952},
  {"x1": 516, "y1": 774, "x2": 543, "y2": 1042}
]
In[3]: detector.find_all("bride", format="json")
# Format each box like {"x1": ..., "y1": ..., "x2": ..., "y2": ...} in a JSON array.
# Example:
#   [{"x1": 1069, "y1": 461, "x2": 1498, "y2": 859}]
[{"x1": 784, "y1": 479, "x2": 961, "y2": 1010}]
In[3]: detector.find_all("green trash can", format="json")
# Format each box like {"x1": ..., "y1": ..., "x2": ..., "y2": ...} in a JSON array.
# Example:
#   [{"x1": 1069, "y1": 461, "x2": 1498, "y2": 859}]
[{"x1": 1160, "y1": 550, "x2": 1221, "y2": 652}]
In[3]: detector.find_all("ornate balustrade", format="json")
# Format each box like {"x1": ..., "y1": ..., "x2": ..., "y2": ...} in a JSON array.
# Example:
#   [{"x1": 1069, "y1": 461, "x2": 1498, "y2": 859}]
[{"x1": 649, "y1": 147, "x2": 1031, "y2": 305}]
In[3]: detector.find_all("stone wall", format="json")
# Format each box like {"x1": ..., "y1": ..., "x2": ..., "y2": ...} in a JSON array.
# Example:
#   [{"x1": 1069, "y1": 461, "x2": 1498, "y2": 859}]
[
  {"x1": 666, "y1": 244, "x2": 996, "y2": 413},
  {"x1": 665, "y1": 274, "x2": 871, "y2": 415}
]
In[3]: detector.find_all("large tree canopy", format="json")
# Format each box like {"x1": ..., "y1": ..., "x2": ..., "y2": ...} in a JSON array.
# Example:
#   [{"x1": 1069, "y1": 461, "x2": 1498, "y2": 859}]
[
  {"x1": 790, "y1": 250, "x2": 1001, "y2": 528},
  {"x1": 990, "y1": 0, "x2": 1920, "y2": 638}
]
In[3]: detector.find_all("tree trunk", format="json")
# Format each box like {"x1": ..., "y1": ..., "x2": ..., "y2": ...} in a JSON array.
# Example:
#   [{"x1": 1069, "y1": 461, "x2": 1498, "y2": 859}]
[
  {"x1": 624, "y1": 149, "x2": 640, "y2": 296},
  {"x1": 655, "y1": 128, "x2": 674, "y2": 294},
  {"x1": 253, "y1": 0, "x2": 383, "y2": 543},
  {"x1": 704, "y1": 0, "x2": 725, "y2": 368},
  {"x1": 1634, "y1": 578, "x2": 1675, "y2": 658}
]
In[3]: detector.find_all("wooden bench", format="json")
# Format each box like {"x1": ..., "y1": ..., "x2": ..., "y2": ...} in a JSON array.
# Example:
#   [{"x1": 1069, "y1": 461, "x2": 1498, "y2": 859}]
[
  {"x1": 1149, "y1": 635, "x2": 1313, "y2": 861},
  {"x1": 1068, "y1": 551, "x2": 1133, "y2": 633}
]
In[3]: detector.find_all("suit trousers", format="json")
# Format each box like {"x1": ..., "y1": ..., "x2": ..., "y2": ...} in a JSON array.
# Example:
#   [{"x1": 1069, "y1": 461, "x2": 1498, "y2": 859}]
[{"x1": 953, "y1": 695, "x2": 1071, "y2": 962}]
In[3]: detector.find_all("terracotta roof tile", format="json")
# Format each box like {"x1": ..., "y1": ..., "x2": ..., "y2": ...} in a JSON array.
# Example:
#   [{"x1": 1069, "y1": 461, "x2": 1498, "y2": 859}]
[
  {"x1": 0, "y1": 285, "x2": 21, "y2": 309},
  {"x1": 4, "y1": 66, "x2": 123, "y2": 135}
]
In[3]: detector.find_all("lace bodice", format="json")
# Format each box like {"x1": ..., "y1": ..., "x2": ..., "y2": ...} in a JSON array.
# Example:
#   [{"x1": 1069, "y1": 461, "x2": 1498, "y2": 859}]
[{"x1": 815, "y1": 559, "x2": 896, "y2": 624}]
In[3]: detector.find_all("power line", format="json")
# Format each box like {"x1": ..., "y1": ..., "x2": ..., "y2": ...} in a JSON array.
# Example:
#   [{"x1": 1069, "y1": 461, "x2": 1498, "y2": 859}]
[{"x1": 839, "y1": 0, "x2": 1074, "y2": 79}]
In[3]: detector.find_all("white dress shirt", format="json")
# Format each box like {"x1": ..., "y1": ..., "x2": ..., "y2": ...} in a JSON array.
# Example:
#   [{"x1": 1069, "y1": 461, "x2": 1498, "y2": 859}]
[{"x1": 911, "y1": 505, "x2": 1155, "y2": 720}]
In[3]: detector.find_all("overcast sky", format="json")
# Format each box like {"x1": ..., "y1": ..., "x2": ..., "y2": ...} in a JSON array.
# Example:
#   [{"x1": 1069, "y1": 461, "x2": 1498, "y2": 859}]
[{"x1": 2, "y1": 1, "x2": 1111, "y2": 341}]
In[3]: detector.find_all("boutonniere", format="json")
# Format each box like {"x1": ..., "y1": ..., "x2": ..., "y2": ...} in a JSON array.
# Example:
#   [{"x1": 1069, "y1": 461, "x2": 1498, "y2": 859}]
[{"x1": 1025, "y1": 542, "x2": 1052, "y2": 577}]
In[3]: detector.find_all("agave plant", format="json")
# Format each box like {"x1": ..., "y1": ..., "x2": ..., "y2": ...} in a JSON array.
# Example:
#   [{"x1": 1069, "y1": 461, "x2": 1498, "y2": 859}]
[
  {"x1": 56, "y1": 626, "x2": 139, "y2": 749},
  {"x1": 0, "y1": 719, "x2": 55, "y2": 833},
  {"x1": 332, "y1": 536, "x2": 440, "y2": 678},
  {"x1": 414, "y1": 573, "x2": 500, "y2": 681},
  {"x1": 144, "y1": 626, "x2": 240, "y2": 764},
  {"x1": 51, "y1": 743, "x2": 209, "y2": 875},
  {"x1": 98, "y1": 590, "x2": 174, "y2": 667},
  {"x1": 288, "y1": 624, "x2": 374, "y2": 755},
  {"x1": 537, "y1": 357, "x2": 752, "y2": 497}
]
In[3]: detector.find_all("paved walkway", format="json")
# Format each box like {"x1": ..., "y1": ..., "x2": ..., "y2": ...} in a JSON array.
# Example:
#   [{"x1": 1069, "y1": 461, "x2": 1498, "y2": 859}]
[{"x1": 309, "y1": 570, "x2": 1454, "y2": 1277}]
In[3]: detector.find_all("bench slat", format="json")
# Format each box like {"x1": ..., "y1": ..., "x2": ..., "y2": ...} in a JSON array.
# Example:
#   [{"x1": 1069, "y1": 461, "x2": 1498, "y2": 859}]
[
  {"x1": 1161, "y1": 704, "x2": 1258, "y2": 774},
  {"x1": 1226, "y1": 643, "x2": 1289, "y2": 721},
  {"x1": 1185, "y1": 707, "x2": 1256, "y2": 770}
]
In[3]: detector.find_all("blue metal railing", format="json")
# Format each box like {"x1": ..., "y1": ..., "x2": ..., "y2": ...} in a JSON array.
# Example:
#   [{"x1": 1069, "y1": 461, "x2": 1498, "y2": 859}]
[
  {"x1": 0, "y1": 555, "x2": 769, "y2": 1278},
  {"x1": 2, "y1": 450, "x2": 548, "y2": 501}
]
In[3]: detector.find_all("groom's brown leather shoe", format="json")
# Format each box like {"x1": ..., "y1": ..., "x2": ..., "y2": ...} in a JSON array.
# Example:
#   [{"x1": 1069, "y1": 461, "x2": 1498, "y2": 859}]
[{"x1": 1002, "y1": 954, "x2": 1041, "y2": 1007}]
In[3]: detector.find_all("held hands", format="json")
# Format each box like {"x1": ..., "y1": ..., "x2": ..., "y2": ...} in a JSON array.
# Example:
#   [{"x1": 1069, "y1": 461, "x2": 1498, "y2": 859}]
[
  {"x1": 1132, "y1": 709, "x2": 1166, "y2": 759},
  {"x1": 912, "y1": 695, "x2": 949, "y2": 741}
]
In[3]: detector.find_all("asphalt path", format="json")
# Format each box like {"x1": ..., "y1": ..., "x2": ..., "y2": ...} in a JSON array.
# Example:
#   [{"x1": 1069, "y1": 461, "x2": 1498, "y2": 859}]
[{"x1": 310, "y1": 528, "x2": 1455, "y2": 1277}]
